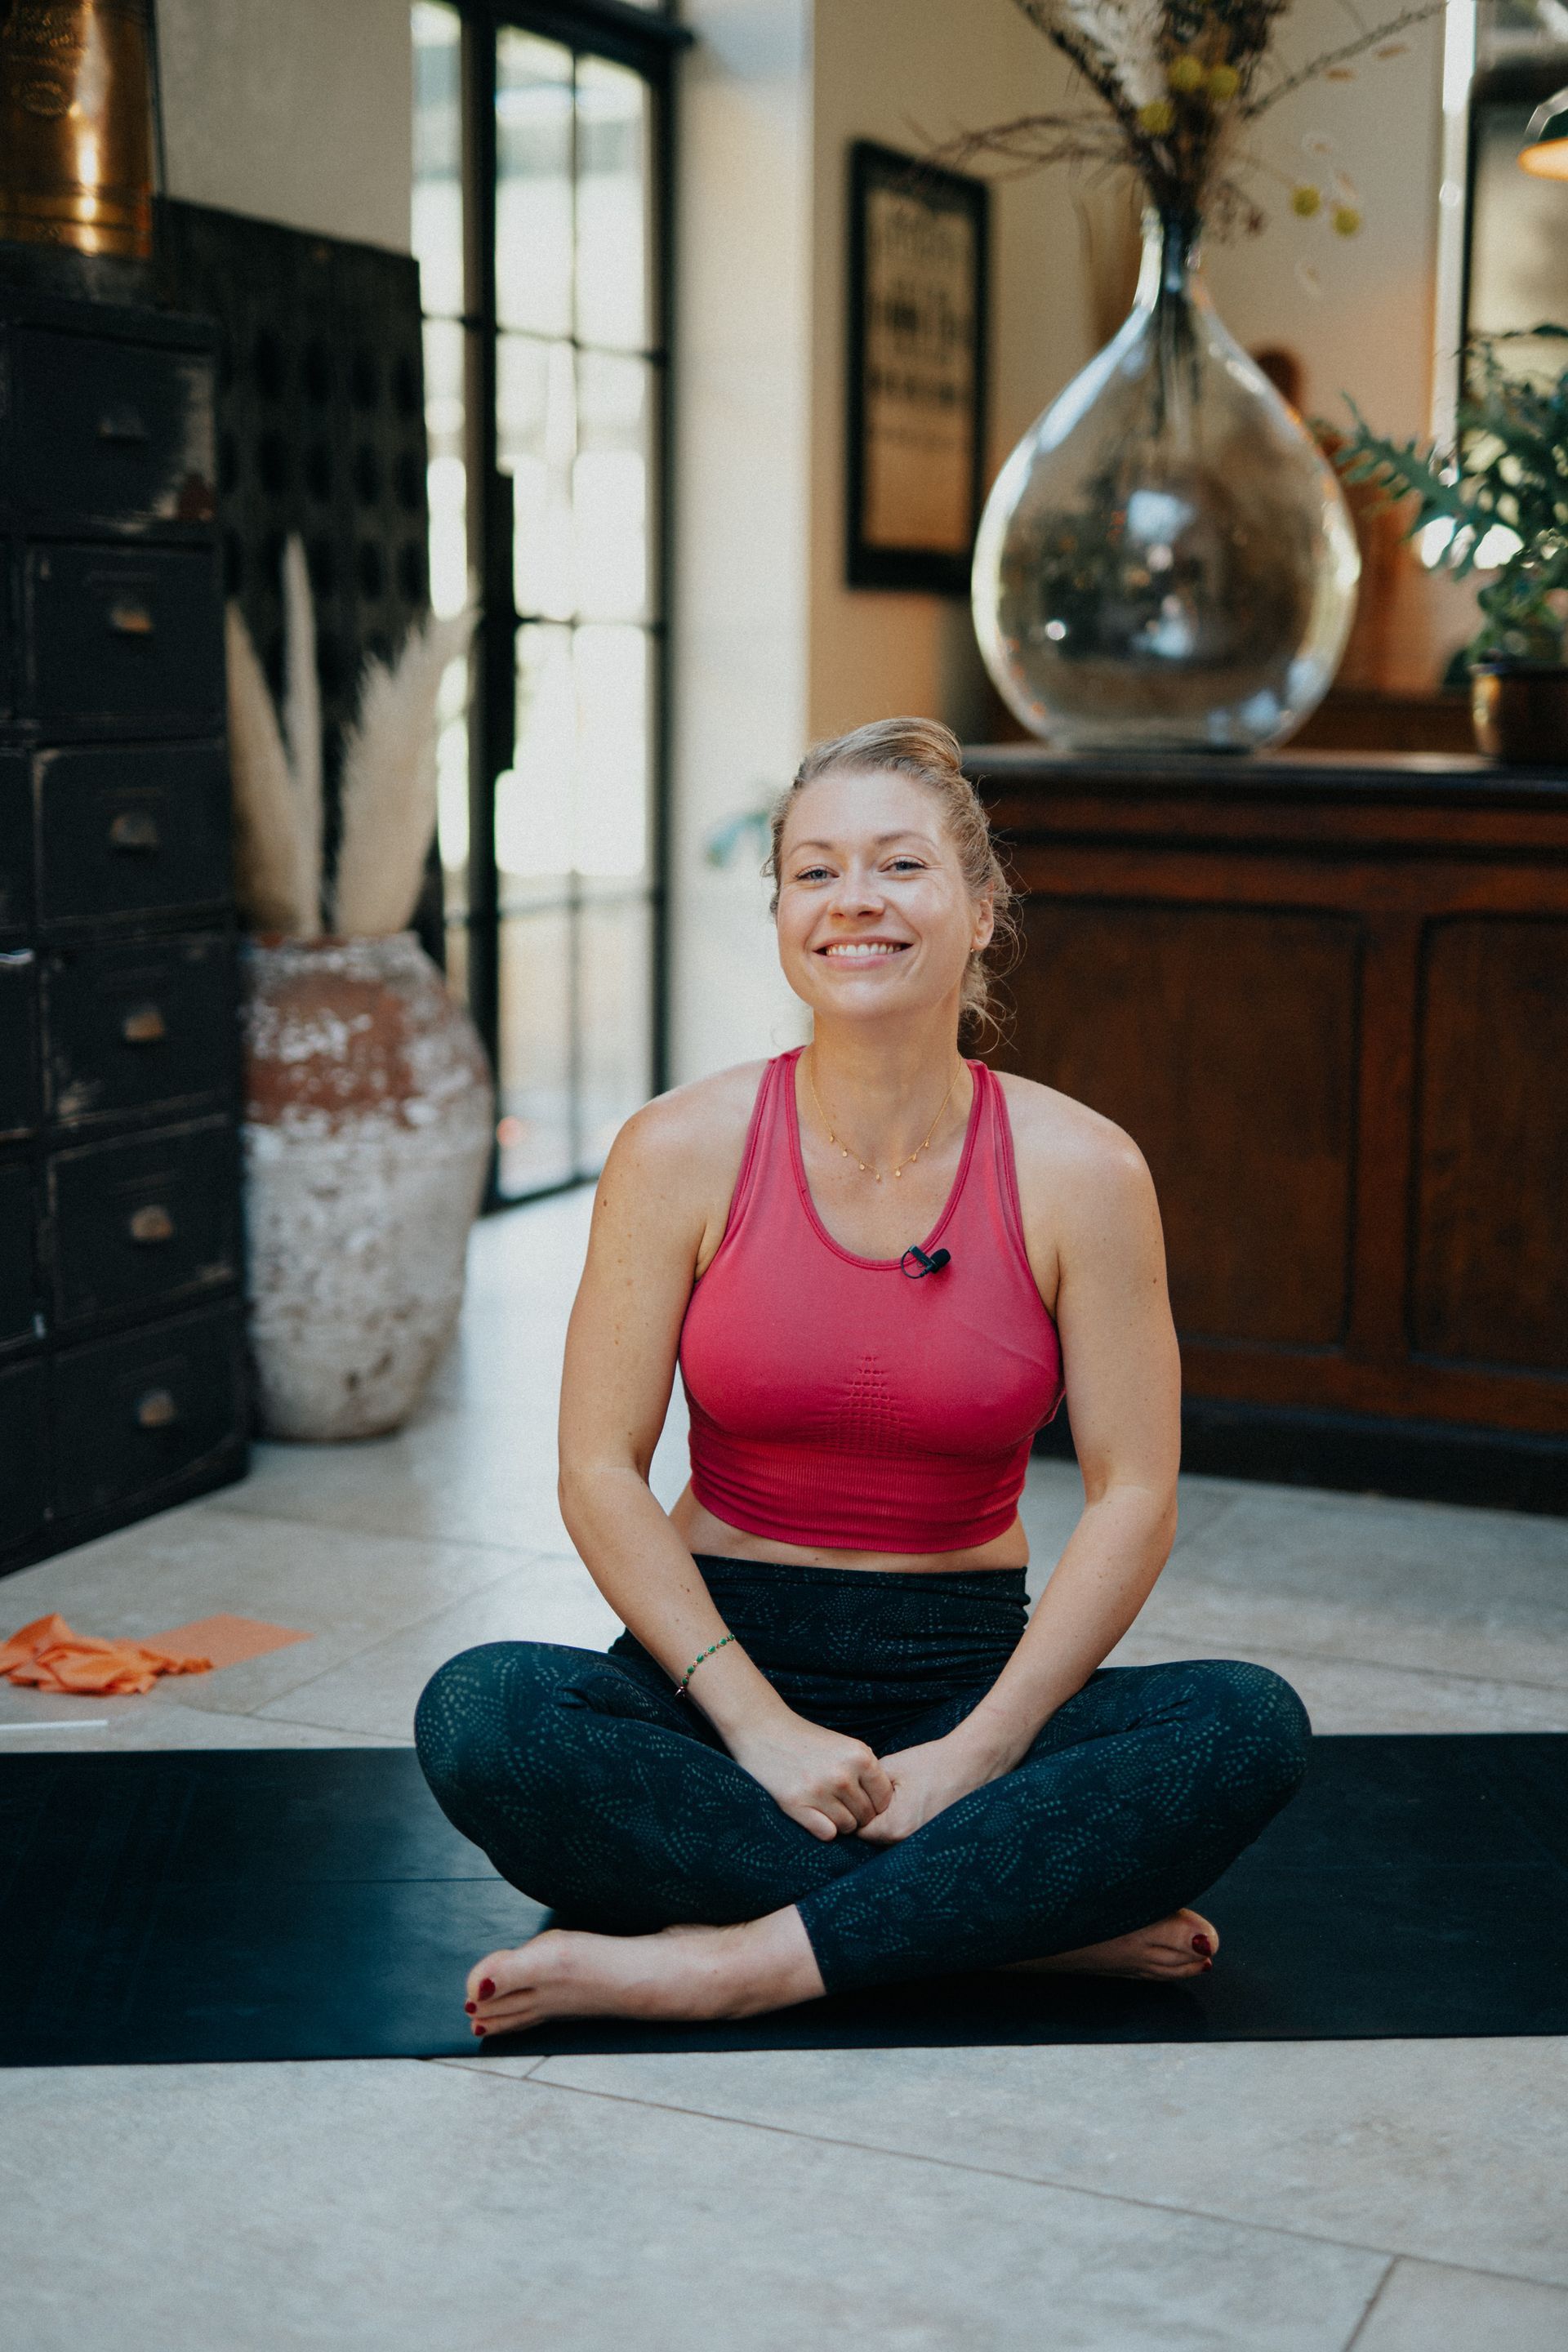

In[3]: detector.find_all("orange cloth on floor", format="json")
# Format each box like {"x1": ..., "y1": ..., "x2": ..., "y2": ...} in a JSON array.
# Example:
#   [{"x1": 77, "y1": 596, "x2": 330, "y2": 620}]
[{"x1": 0, "y1": 1613, "x2": 213, "y2": 1696}]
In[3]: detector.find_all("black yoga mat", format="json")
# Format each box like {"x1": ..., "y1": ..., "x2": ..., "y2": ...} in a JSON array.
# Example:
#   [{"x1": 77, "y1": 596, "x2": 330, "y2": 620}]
[{"x1": 4, "y1": 1735, "x2": 1566, "y2": 2065}]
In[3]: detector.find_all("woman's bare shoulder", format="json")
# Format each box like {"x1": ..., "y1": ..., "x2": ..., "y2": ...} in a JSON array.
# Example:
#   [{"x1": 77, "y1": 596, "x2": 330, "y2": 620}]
[{"x1": 599, "y1": 1060, "x2": 768, "y2": 1205}]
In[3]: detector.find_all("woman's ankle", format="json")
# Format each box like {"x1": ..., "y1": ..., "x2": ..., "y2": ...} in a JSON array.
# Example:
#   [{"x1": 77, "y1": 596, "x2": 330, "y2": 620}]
[{"x1": 718, "y1": 1905, "x2": 825, "y2": 2016}]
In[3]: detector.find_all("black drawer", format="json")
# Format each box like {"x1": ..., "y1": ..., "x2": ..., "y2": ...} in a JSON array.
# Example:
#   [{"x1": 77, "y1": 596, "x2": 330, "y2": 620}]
[
  {"x1": 50, "y1": 1116, "x2": 238, "y2": 1329},
  {"x1": 0, "y1": 753, "x2": 30, "y2": 932},
  {"x1": 36, "y1": 742, "x2": 229, "y2": 926},
  {"x1": 0, "y1": 1158, "x2": 39, "y2": 1345},
  {"x1": 24, "y1": 544, "x2": 224, "y2": 729},
  {"x1": 4, "y1": 327, "x2": 216, "y2": 530},
  {"x1": 44, "y1": 932, "x2": 235, "y2": 1128},
  {"x1": 0, "y1": 1356, "x2": 49, "y2": 1548},
  {"x1": 52, "y1": 1302, "x2": 245, "y2": 1525},
  {"x1": 0, "y1": 948, "x2": 38, "y2": 1138}
]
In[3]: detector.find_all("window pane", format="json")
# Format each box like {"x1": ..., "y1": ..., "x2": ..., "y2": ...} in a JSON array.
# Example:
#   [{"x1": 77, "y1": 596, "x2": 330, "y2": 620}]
[
  {"x1": 573, "y1": 625, "x2": 648, "y2": 880},
  {"x1": 497, "y1": 31, "x2": 573, "y2": 338},
  {"x1": 412, "y1": 2, "x2": 464, "y2": 319},
  {"x1": 576, "y1": 56, "x2": 649, "y2": 350},
  {"x1": 501, "y1": 621, "x2": 574, "y2": 896},
  {"x1": 497, "y1": 910, "x2": 573, "y2": 1195},
  {"x1": 500, "y1": 335, "x2": 575, "y2": 621},
  {"x1": 434, "y1": 642, "x2": 471, "y2": 909},
  {"x1": 576, "y1": 351, "x2": 649, "y2": 621},
  {"x1": 579, "y1": 898, "x2": 652, "y2": 1167},
  {"x1": 423, "y1": 316, "x2": 468, "y2": 619}
]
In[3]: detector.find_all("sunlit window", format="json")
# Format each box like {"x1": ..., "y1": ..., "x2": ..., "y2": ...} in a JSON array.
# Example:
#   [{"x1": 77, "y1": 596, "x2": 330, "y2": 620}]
[{"x1": 411, "y1": 2, "x2": 678, "y2": 1201}]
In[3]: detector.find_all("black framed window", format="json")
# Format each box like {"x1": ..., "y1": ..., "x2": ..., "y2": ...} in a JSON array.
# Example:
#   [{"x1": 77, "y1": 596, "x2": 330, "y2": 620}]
[{"x1": 412, "y1": 0, "x2": 686, "y2": 1202}]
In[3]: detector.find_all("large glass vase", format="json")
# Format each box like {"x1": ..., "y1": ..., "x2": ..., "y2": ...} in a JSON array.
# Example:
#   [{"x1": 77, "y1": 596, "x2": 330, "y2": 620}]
[{"x1": 973, "y1": 212, "x2": 1360, "y2": 752}]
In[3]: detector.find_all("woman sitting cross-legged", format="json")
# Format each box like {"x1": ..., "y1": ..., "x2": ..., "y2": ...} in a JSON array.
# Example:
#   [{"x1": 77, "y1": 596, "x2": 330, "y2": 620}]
[{"x1": 415, "y1": 716, "x2": 1310, "y2": 2036}]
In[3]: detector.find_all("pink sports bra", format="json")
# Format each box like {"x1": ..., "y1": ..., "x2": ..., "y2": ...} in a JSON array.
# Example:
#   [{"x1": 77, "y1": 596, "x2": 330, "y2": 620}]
[{"x1": 678, "y1": 1049, "x2": 1065, "y2": 1554}]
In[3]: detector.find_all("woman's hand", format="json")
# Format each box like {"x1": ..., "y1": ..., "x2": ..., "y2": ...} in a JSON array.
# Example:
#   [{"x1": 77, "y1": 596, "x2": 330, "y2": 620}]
[
  {"x1": 853, "y1": 1731, "x2": 1004, "y2": 1846},
  {"x1": 725, "y1": 1709, "x2": 894, "y2": 1842}
]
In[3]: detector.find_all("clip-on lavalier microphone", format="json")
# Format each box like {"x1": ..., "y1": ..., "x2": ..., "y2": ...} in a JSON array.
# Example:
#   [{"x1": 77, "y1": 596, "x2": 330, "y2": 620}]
[{"x1": 900, "y1": 1245, "x2": 951, "y2": 1279}]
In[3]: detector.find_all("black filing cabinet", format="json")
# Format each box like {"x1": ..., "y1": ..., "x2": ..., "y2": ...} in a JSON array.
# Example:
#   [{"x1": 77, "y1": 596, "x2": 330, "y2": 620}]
[{"x1": 0, "y1": 288, "x2": 247, "y2": 1577}]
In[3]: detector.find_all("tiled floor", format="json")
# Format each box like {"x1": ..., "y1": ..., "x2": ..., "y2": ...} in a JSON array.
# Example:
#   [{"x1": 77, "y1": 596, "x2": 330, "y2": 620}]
[{"x1": 2, "y1": 1190, "x2": 1566, "y2": 2351}]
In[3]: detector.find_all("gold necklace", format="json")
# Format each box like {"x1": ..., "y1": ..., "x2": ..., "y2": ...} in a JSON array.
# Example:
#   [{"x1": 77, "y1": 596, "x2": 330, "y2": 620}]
[{"x1": 804, "y1": 1053, "x2": 964, "y2": 1183}]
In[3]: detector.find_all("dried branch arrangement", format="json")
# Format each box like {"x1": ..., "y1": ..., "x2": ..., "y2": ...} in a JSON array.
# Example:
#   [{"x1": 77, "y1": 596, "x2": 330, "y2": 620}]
[
  {"x1": 225, "y1": 535, "x2": 474, "y2": 938},
  {"x1": 933, "y1": 0, "x2": 1449, "y2": 238}
]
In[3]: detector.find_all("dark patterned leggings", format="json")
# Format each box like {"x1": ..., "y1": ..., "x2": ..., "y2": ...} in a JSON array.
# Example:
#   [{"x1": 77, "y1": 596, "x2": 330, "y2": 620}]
[{"x1": 414, "y1": 1555, "x2": 1311, "y2": 1997}]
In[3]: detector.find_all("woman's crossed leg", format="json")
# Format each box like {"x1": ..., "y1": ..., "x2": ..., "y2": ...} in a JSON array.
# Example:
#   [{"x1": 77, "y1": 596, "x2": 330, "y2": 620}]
[{"x1": 414, "y1": 1642, "x2": 1309, "y2": 2037}]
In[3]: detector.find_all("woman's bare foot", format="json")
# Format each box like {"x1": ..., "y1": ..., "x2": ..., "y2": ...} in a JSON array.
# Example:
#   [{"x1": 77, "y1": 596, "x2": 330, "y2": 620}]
[
  {"x1": 1007, "y1": 1907, "x2": 1219, "y2": 1982},
  {"x1": 464, "y1": 1906, "x2": 824, "y2": 2038}
]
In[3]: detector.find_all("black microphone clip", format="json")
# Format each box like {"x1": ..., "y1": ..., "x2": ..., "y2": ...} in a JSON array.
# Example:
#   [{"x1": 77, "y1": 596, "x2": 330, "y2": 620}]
[{"x1": 900, "y1": 1244, "x2": 951, "y2": 1279}]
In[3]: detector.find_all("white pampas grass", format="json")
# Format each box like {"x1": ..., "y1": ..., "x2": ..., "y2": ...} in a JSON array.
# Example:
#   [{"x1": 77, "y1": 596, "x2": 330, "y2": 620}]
[
  {"x1": 281, "y1": 535, "x2": 323, "y2": 933},
  {"x1": 332, "y1": 606, "x2": 475, "y2": 938},
  {"x1": 226, "y1": 603, "x2": 314, "y2": 935}
]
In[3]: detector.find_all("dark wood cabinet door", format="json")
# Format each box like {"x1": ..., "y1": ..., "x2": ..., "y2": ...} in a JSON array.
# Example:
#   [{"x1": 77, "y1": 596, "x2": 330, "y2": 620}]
[
  {"x1": 4, "y1": 328, "x2": 216, "y2": 531},
  {"x1": 0, "y1": 754, "x2": 30, "y2": 933},
  {"x1": 0, "y1": 1359, "x2": 49, "y2": 1548},
  {"x1": 51, "y1": 1303, "x2": 245, "y2": 1524},
  {"x1": 1413, "y1": 916, "x2": 1568, "y2": 1374},
  {"x1": 24, "y1": 544, "x2": 224, "y2": 731},
  {"x1": 36, "y1": 742, "x2": 229, "y2": 927},
  {"x1": 0, "y1": 1159, "x2": 38, "y2": 1346},
  {"x1": 1007, "y1": 899, "x2": 1361, "y2": 1349},
  {"x1": 0, "y1": 949, "x2": 37, "y2": 1139},
  {"x1": 43, "y1": 932, "x2": 236, "y2": 1129},
  {"x1": 49, "y1": 1116, "x2": 238, "y2": 1329}
]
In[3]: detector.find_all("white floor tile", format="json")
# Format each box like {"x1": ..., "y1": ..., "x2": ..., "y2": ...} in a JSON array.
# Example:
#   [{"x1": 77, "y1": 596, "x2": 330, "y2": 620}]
[
  {"x1": 1352, "y1": 2256, "x2": 1568, "y2": 2350},
  {"x1": 0, "y1": 2060, "x2": 1387, "y2": 2352},
  {"x1": 523, "y1": 2037, "x2": 1568, "y2": 2287}
]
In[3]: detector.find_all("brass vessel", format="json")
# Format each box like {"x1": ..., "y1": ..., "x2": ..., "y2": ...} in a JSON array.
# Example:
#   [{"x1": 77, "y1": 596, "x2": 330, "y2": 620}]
[{"x1": 0, "y1": 0, "x2": 154, "y2": 261}]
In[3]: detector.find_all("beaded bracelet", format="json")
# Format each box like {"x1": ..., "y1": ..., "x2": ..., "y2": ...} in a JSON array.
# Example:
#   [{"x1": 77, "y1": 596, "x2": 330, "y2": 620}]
[{"x1": 678, "y1": 1633, "x2": 735, "y2": 1695}]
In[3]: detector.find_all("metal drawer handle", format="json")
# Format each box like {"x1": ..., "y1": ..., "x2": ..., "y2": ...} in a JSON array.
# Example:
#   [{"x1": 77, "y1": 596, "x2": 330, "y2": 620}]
[
  {"x1": 135, "y1": 1387, "x2": 179, "y2": 1431},
  {"x1": 109, "y1": 603, "x2": 154, "y2": 637},
  {"x1": 109, "y1": 809, "x2": 160, "y2": 853},
  {"x1": 98, "y1": 409, "x2": 151, "y2": 445},
  {"x1": 127, "y1": 1203, "x2": 175, "y2": 1245},
  {"x1": 121, "y1": 1004, "x2": 167, "y2": 1045}
]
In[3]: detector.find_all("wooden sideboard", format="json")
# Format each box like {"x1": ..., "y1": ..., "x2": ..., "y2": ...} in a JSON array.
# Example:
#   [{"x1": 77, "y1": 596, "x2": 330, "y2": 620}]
[{"x1": 969, "y1": 746, "x2": 1568, "y2": 1512}]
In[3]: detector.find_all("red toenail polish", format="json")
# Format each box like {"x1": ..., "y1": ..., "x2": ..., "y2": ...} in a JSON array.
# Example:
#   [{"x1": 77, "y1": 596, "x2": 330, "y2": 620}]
[
  {"x1": 473, "y1": 2024, "x2": 486, "y2": 2036},
  {"x1": 464, "y1": 2001, "x2": 477, "y2": 2015},
  {"x1": 1192, "y1": 1935, "x2": 1213, "y2": 1955},
  {"x1": 479, "y1": 1978, "x2": 495, "y2": 1999},
  {"x1": 1202, "y1": 1961, "x2": 1213, "y2": 1971}
]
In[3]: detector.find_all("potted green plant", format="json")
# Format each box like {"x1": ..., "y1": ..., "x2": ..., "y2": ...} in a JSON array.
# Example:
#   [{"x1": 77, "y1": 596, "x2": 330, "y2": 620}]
[{"x1": 1330, "y1": 327, "x2": 1568, "y2": 764}]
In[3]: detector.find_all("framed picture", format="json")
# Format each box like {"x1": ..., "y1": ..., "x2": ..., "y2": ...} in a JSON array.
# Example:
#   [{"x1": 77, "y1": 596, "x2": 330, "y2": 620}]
[{"x1": 846, "y1": 140, "x2": 990, "y2": 594}]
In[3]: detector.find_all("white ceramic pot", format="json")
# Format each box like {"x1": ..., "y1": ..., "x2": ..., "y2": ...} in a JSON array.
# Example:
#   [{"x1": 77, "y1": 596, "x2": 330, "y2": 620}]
[{"x1": 240, "y1": 933, "x2": 493, "y2": 1441}]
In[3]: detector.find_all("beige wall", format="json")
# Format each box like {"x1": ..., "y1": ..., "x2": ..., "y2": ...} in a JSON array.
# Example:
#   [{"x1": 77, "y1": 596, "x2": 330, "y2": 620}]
[
  {"x1": 1204, "y1": 1, "x2": 1444, "y2": 438},
  {"x1": 158, "y1": 0, "x2": 412, "y2": 252},
  {"x1": 806, "y1": 0, "x2": 1094, "y2": 742},
  {"x1": 667, "y1": 0, "x2": 819, "y2": 1080}
]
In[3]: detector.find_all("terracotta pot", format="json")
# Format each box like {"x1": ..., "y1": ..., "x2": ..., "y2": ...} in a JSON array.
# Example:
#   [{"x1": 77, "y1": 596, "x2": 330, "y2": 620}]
[
  {"x1": 241, "y1": 933, "x2": 493, "y2": 1441},
  {"x1": 1470, "y1": 665, "x2": 1568, "y2": 766}
]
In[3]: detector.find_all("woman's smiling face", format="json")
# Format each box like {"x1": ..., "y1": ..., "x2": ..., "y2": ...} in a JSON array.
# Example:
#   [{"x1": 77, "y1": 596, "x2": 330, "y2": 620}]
[{"x1": 774, "y1": 766, "x2": 993, "y2": 1026}]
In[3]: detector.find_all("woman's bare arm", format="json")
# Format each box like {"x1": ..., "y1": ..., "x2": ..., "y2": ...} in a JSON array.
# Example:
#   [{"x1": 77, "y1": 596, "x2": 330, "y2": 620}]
[
  {"x1": 558, "y1": 1081, "x2": 893, "y2": 1841},
  {"x1": 858, "y1": 1101, "x2": 1181, "y2": 1841}
]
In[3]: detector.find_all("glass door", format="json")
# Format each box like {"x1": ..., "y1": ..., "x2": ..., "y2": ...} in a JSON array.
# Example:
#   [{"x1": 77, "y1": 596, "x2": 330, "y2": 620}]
[{"x1": 412, "y1": 1, "x2": 683, "y2": 1203}]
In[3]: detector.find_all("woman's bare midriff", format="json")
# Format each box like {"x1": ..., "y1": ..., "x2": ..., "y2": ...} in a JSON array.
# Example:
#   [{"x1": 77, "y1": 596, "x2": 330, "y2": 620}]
[{"x1": 668, "y1": 1481, "x2": 1030, "y2": 1575}]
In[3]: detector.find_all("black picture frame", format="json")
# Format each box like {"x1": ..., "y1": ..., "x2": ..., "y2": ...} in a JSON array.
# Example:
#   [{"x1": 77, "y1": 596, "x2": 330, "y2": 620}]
[{"x1": 845, "y1": 139, "x2": 990, "y2": 595}]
